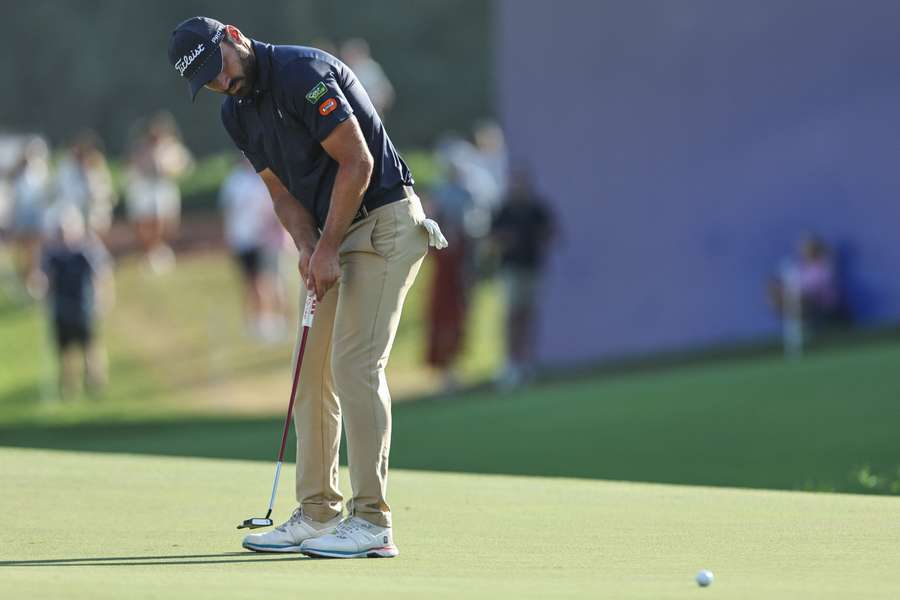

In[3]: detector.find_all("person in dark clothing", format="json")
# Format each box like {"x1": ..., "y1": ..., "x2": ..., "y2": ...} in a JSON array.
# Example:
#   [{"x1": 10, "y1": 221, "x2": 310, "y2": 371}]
[
  {"x1": 41, "y1": 205, "x2": 113, "y2": 398},
  {"x1": 491, "y1": 168, "x2": 555, "y2": 389}
]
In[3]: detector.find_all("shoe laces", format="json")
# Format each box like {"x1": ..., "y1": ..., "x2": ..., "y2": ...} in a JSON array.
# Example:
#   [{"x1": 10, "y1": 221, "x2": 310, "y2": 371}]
[
  {"x1": 275, "y1": 507, "x2": 304, "y2": 532},
  {"x1": 334, "y1": 516, "x2": 368, "y2": 538}
]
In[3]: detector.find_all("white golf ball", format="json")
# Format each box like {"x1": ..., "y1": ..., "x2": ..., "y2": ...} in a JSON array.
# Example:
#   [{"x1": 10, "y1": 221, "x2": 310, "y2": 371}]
[{"x1": 696, "y1": 569, "x2": 714, "y2": 587}]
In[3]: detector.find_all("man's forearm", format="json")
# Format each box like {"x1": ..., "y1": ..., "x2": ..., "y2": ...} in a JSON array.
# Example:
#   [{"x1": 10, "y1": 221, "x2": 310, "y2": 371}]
[
  {"x1": 272, "y1": 193, "x2": 318, "y2": 252},
  {"x1": 318, "y1": 158, "x2": 373, "y2": 250}
]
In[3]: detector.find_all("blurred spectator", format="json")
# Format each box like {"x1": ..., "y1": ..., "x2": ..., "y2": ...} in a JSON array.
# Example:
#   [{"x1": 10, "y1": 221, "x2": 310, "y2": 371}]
[
  {"x1": 40, "y1": 204, "x2": 114, "y2": 399},
  {"x1": 768, "y1": 234, "x2": 845, "y2": 354},
  {"x1": 55, "y1": 131, "x2": 117, "y2": 237},
  {"x1": 473, "y1": 120, "x2": 509, "y2": 205},
  {"x1": 0, "y1": 135, "x2": 26, "y2": 298},
  {"x1": 10, "y1": 136, "x2": 51, "y2": 298},
  {"x1": 434, "y1": 133, "x2": 498, "y2": 239},
  {"x1": 425, "y1": 163, "x2": 476, "y2": 391},
  {"x1": 0, "y1": 136, "x2": 21, "y2": 238},
  {"x1": 125, "y1": 112, "x2": 192, "y2": 273},
  {"x1": 340, "y1": 38, "x2": 395, "y2": 117},
  {"x1": 491, "y1": 168, "x2": 556, "y2": 389},
  {"x1": 0, "y1": 166, "x2": 10, "y2": 292},
  {"x1": 219, "y1": 157, "x2": 288, "y2": 343}
]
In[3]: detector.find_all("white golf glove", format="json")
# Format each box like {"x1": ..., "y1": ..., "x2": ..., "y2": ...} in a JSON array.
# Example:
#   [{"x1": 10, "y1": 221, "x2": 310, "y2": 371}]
[{"x1": 422, "y1": 218, "x2": 449, "y2": 249}]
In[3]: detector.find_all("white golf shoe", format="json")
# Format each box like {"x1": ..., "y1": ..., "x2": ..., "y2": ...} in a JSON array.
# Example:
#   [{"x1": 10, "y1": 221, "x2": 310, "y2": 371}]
[
  {"x1": 300, "y1": 515, "x2": 399, "y2": 558},
  {"x1": 242, "y1": 508, "x2": 341, "y2": 553}
]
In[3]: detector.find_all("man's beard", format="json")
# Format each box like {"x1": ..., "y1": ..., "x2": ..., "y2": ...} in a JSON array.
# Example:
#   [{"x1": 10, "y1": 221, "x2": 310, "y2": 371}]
[{"x1": 229, "y1": 50, "x2": 258, "y2": 97}]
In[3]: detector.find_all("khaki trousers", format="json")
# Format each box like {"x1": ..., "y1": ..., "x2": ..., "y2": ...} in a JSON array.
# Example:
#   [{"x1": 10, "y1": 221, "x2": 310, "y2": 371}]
[{"x1": 293, "y1": 195, "x2": 428, "y2": 528}]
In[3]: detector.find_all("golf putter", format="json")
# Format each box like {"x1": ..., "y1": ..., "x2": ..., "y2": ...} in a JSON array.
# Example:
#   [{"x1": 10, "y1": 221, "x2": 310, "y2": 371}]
[{"x1": 238, "y1": 291, "x2": 317, "y2": 529}]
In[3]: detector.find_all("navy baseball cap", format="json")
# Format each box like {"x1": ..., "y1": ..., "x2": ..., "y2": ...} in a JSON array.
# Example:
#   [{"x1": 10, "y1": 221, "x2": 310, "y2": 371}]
[{"x1": 168, "y1": 17, "x2": 226, "y2": 100}]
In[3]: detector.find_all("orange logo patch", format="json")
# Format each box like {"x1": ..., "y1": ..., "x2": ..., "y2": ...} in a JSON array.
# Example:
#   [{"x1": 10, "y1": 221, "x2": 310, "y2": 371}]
[{"x1": 318, "y1": 98, "x2": 337, "y2": 116}]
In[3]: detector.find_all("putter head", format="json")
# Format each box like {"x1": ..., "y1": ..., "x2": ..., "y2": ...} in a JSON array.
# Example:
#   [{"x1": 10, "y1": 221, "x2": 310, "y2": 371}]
[{"x1": 237, "y1": 517, "x2": 273, "y2": 530}]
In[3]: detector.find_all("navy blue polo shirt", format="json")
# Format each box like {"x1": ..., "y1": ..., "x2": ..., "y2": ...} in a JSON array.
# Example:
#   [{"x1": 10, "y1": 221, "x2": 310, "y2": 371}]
[{"x1": 221, "y1": 40, "x2": 413, "y2": 228}]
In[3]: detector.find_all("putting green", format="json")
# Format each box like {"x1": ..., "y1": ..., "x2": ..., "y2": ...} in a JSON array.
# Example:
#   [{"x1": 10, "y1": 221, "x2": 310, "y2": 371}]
[{"x1": 2, "y1": 448, "x2": 899, "y2": 599}]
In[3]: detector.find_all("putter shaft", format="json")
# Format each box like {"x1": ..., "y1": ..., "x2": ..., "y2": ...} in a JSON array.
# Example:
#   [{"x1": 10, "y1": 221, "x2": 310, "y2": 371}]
[{"x1": 240, "y1": 292, "x2": 316, "y2": 529}]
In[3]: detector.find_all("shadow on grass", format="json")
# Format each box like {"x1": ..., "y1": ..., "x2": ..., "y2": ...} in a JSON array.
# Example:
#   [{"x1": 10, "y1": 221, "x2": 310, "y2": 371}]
[{"x1": 0, "y1": 552, "x2": 303, "y2": 567}]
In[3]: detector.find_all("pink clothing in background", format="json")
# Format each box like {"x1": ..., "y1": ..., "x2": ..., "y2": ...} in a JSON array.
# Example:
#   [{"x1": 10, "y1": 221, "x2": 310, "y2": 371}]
[{"x1": 797, "y1": 260, "x2": 839, "y2": 309}]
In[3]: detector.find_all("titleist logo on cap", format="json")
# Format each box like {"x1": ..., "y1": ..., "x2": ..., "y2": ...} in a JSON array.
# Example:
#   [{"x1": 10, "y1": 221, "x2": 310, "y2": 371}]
[{"x1": 175, "y1": 43, "x2": 205, "y2": 75}]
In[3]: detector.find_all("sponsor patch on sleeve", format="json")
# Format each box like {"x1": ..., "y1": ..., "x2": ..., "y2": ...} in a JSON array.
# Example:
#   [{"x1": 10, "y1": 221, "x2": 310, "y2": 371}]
[
  {"x1": 318, "y1": 98, "x2": 338, "y2": 116},
  {"x1": 305, "y1": 81, "x2": 328, "y2": 104}
]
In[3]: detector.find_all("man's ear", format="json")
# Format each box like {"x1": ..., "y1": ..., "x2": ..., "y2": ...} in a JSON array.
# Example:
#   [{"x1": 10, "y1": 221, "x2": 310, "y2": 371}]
[{"x1": 225, "y1": 24, "x2": 242, "y2": 43}]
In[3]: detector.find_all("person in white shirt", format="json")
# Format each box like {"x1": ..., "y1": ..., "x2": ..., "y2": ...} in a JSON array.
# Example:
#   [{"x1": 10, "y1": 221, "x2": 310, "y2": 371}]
[
  {"x1": 340, "y1": 38, "x2": 395, "y2": 118},
  {"x1": 219, "y1": 157, "x2": 288, "y2": 341},
  {"x1": 54, "y1": 132, "x2": 117, "y2": 237},
  {"x1": 10, "y1": 136, "x2": 51, "y2": 298},
  {"x1": 125, "y1": 112, "x2": 193, "y2": 273}
]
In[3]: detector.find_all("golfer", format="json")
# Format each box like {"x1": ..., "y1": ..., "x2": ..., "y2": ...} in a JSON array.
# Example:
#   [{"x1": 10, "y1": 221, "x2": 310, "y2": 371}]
[{"x1": 168, "y1": 17, "x2": 446, "y2": 558}]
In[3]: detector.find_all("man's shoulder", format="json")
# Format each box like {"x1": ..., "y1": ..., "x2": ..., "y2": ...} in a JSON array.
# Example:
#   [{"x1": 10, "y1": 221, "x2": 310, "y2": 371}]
[{"x1": 271, "y1": 45, "x2": 339, "y2": 79}]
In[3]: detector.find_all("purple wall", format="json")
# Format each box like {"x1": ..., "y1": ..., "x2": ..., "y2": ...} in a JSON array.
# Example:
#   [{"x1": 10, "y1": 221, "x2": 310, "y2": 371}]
[{"x1": 496, "y1": 0, "x2": 900, "y2": 365}]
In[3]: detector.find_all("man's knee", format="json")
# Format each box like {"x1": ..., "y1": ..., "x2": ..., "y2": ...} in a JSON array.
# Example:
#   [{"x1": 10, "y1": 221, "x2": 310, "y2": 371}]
[{"x1": 332, "y1": 351, "x2": 380, "y2": 386}]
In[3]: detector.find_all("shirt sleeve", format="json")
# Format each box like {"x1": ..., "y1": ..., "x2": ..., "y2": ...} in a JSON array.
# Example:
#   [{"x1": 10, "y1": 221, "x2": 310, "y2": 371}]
[
  {"x1": 282, "y1": 59, "x2": 354, "y2": 143},
  {"x1": 220, "y1": 102, "x2": 268, "y2": 172}
]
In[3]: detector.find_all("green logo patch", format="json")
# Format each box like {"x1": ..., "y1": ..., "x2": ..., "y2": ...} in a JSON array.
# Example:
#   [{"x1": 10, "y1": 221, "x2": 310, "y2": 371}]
[{"x1": 305, "y1": 82, "x2": 328, "y2": 104}]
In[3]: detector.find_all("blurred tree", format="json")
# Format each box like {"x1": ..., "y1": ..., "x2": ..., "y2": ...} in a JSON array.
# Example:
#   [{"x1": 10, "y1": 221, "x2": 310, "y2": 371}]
[{"x1": 1, "y1": 0, "x2": 492, "y2": 155}]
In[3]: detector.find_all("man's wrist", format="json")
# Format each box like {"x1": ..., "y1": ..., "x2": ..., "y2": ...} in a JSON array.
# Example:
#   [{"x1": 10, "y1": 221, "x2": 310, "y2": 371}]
[
  {"x1": 316, "y1": 235, "x2": 340, "y2": 253},
  {"x1": 292, "y1": 230, "x2": 317, "y2": 255}
]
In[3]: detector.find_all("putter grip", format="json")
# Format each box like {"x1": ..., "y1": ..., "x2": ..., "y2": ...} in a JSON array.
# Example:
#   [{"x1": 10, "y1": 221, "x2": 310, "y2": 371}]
[{"x1": 302, "y1": 293, "x2": 317, "y2": 327}]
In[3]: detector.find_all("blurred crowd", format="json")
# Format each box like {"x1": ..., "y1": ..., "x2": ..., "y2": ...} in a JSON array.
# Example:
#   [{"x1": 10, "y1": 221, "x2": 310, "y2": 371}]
[
  {"x1": 0, "y1": 131, "x2": 114, "y2": 399},
  {"x1": 0, "y1": 38, "x2": 562, "y2": 402},
  {"x1": 422, "y1": 122, "x2": 556, "y2": 392},
  {"x1": 1, "y1": 31, "x2": 857, "y2": 406},
  {"x1": 0, "y1": 111, "x2": 195, "y2": 399}
]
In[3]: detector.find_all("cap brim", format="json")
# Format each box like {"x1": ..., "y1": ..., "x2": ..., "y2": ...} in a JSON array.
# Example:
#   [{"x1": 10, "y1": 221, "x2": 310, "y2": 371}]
[{"x1": 187, "y1": 47, "x2": 223, "y2": 101}]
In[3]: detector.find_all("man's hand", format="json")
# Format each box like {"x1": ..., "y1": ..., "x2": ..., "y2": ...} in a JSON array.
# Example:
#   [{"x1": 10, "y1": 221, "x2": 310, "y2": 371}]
[{"x1": 307, "y1": 242, "x2": 341, "y2": 300}]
